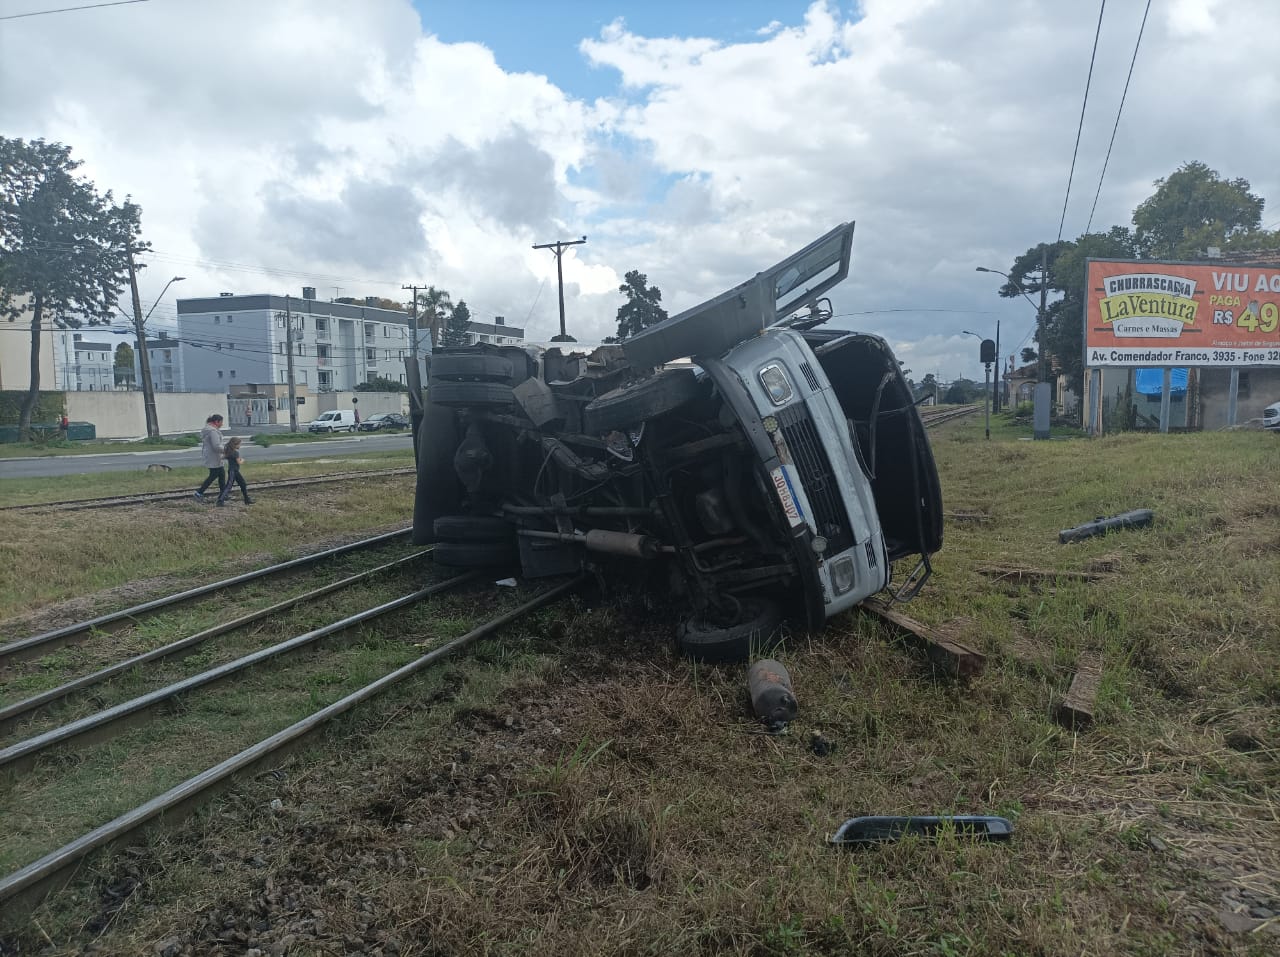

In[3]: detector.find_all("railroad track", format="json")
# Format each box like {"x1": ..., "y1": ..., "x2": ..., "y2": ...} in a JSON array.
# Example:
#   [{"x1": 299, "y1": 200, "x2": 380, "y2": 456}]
[
  {"x1": 0, "y1": 568, "x2": 581, "y2": 910},
  {"x1": 919, "y1": 404, "x2": 979, "y2": 428},
  {"x1": 0, "y1": 528, "x2": 413, "y2": 666},
  {"x1": 0, "y1": 467, "x2": 415, "y2": 513}
]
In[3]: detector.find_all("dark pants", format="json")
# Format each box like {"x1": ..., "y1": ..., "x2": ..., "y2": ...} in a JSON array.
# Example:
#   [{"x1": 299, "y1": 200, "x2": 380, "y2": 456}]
[
  {"x1": 197, "y1": 467, "x2": 225, "y2": 494},
  {"x1": 217, "y1": 463, "x2": 249, "y2": 504}
]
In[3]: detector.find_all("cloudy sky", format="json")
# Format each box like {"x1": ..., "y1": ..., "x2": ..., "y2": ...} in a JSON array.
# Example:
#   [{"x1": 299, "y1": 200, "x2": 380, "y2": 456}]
[{"x1": 3, "y1": 0, "x2": 1279, "y2": 381}]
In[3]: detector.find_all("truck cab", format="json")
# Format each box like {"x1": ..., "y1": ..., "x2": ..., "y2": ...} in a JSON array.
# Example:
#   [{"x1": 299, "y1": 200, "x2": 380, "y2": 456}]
[{"x1": 412, "y1": 223, "x2": 942, "y2": 661}]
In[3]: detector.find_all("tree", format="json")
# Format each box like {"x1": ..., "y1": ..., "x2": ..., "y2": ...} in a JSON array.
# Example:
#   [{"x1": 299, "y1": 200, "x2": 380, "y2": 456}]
[
  {"x1": 915, "y1": 372, "x2": 937, "y2": 402},
  {"x1": 336, "y1": 296, "x2": 405, "y2": 311},
  {"x1": 355, "y1": 376, "x2": 408, "y2": 393},
  {"x1": 1, "y1": 137, "x2": 140, "y2": 435},
  {"x1": 614, "y1": 270, "x2": 668, "y2": 341},
  {"x1": 113, "y1": 342, "x2": 135, "y2": 388},
  {"x1": 442, "y1": 300, "x2": 472, "y2": 348},
  {"x1": 1019, "y1": 348, "x2": 1038, "y2": 365},
  {"x1": 1133, "y1": 161, "x2": 1267, "y2": 259},
  {"x1": 415, "y1": 286, "x2": 451, "y2": 349}
]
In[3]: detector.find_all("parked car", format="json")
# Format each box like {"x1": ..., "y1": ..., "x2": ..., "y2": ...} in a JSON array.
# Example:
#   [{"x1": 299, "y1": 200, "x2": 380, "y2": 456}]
[
  {"x1": 412, "y1": 223, "x2": 943, "y2": 661},
  {"x1": 1264, "y1": 401, "x2": 1280, "y2": 431},
  {"x1": 359, "y1": 412, "x2": 410, "y2": 432},
  {"x1": 308, "y1": 410, "x2": 357, "y2": 433}
]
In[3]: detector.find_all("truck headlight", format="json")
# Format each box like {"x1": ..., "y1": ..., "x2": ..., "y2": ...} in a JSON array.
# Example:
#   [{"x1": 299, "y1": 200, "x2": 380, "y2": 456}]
[
  {"x1": 830, "y1": 556, "x2": 856, "y2": 595},
  {"x1": 758, "y1": 364, "x2": 793, "y2": 406}
]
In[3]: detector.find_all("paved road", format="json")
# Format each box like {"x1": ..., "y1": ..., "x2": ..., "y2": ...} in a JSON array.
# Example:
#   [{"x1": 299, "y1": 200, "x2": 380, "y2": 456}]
[{"x1": 0, "y1": 433, "x2": 414, "y2": 479}]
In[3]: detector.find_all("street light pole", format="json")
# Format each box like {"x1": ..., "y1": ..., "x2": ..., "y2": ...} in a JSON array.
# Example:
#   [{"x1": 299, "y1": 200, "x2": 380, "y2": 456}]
[
  {"x1": 976, "y1": 262, "x2": 1046, "y2": 387},
  {"x1": 127, "y1": 255, "x2": 184, "y2": 439}
]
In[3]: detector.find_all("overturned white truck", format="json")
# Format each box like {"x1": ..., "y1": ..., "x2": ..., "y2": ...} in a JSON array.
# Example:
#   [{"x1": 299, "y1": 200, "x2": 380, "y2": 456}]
[{"x1": 411, "y1": 223, "x2": 943, "y2": 661}]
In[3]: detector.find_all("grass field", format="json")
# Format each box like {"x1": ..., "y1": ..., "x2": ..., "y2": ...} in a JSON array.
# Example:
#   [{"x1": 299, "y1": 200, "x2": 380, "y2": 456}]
[{"x1": 1, "y1": 417, "x2": 1277, "y2": 955}]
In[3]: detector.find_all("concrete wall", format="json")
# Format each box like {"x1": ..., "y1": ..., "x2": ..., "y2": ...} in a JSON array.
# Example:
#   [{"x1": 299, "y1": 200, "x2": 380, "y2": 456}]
[
  {"x1": 313, "y1": 391, "x2": 408, "y2": 418},
  {"x1": 158, "y1": 393, "x2": 229, "y2": 436},
  {"x1": 65, "y1": 391, "x2": 228, "y2": 439}
]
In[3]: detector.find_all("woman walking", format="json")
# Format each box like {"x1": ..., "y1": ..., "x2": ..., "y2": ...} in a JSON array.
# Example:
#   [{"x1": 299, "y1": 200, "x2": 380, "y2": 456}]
[
  {"x1": 215, "y1": 437, "x2": 254, "y2": 506},
  {"x1": 194, "y1": 414, "x2": 225, "y2": 501}
]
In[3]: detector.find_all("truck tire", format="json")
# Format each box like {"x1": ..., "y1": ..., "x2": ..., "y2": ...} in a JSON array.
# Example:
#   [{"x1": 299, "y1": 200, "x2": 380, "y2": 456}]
[
  {"x1": 433, "y1": 540, "x2": 518, "y2": 568},
  {"x1": 412, "y1": 399, "x2": 462, "y2": 545},
  {"x1": 431, "y1": 381, "x2": 516, "y2": 409},
  {"x1": 434, "y1": 514, "x2": 514, "y2": 542},
  {"x1": 583, "y1": 368, "x2": 701, "y2": 433},
  {"x1": 676, "y1": 598, "x2": 782, "y2": 664},
  {"x1": 431, "y1": 353, "x2": 516, "y2": 382}
]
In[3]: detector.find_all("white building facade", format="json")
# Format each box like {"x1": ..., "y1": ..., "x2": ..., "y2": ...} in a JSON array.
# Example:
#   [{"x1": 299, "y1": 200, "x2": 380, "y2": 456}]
[{"x1": 177, "y1": 289, "x2": 416, "y2": 394}]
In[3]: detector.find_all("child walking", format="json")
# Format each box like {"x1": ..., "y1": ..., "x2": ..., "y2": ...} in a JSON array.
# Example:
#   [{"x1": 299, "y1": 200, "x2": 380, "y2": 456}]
[{"x1": 215, "y1": 437, "x2": 254, "y2": 506}]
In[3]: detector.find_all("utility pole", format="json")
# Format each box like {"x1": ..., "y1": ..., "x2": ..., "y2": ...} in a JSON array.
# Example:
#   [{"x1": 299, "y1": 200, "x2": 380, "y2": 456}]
[
  {"x1": 1037, "y1": 245, "x2": 1048, "y2": 384},
  {"x1": 532, "y1": 236, "x2": 587, "y2": 342},
  {"x1": 993, "y1": 319, "x2": 1001, "y2": 414},
  {"x1": 284, "y1": 296, "x2": 299, "y2": 433},
  {"x1": 400, "y1": 284, "x2": 423, "y2": 367},
  {"x1": 126, "y1": 246, "x2": 160, "y2": 439}
]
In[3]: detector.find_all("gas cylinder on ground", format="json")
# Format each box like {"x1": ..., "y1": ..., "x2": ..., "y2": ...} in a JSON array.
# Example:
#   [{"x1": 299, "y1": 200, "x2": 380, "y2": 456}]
[{"x1": 748, "y1": 658, "x2": 798, "y2": 729}]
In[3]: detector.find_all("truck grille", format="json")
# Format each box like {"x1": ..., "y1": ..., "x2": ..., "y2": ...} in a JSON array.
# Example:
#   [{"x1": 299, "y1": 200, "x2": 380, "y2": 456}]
[{"x1": 776, "y1": 403, "x2": 855, "y2": 553}]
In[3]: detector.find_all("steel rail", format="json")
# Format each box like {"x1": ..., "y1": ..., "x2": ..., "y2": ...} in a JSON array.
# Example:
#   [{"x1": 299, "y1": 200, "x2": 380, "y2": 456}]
[
  {"x1": 0, "y1": 528, "x2": 412, "y2": 668},
  {"x1": 0, "y1": 467, "x2": 415, "y2": 513},
  {"x1": 0, "y1": 572, "x2": 478, "y2": 774},
  {"x1": 0, "y1": 575, "x2": 583, "y2": 912},
  {"x1": 0, "y1": 551, "x2": 431, "y2": 734}
]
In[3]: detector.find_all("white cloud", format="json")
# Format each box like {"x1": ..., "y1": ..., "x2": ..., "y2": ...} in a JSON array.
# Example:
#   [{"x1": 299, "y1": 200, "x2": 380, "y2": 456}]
[{"x1": 2, "y1": 0, "x2": 1278, "y2": 376}]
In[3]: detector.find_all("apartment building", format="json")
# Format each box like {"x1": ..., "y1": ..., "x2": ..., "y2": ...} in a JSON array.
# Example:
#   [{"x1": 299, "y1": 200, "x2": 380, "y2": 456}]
[{"x1": 176, "y1": 287, "x2": 415, "y2": 393}]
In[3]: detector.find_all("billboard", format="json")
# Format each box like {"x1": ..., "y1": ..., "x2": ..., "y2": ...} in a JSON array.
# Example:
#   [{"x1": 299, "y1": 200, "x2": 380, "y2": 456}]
[{"x1": 1084, "y1": 259, "x2": 1280, "y2": 368}]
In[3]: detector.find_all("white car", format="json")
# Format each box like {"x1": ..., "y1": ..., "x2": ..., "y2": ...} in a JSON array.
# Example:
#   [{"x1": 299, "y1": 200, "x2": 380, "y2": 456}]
[
  {"x1": 1263, "y1": 401, "x2": 1280, "y2": 431},
  {"x1": 307, "y1": 410, "x2": 357, "y2": 433}
]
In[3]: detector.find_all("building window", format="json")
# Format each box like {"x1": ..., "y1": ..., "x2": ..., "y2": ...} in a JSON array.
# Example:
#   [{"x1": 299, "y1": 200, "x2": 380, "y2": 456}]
[
  {"x1": 164, "y1": 350, "x2": 171, "y2": 361},
  {"x1": 296, "y1": 342, "x2": 305, "y2": 356},
  {"x1": 277, "y1": 315, "x2": 285, "y2": 328},
  {"x1": 278, "y1": 342, "x2": 285, "y2": 355},
  {"x1": 364, "y1": 323, "x2": 375, "y2": 338},
  {"x1": 214, "y1": 316, "x2": 221, "y2": 324},
  {"x1": 366, "y1": 347, "x2": 377, "y2": 362},
  {"x1": 315, "y1": 317, "x2": 328, "y2": 335},
  {"x1": 230, "y1": 370, "x2": 236, "y2": 379},
  {"x1": 383, "y1": 326, "x2": 389, "y2": 338},
  {"x1": 228, "y1": 343, "x2": 235, "y2": 350},
  {"x1": 399, "y1": 373, "x2": 406, "y2": 384},
  {"x1": 217, "y1": 370, "x2": 224, "y2": 379},
  {"x1": 217, "y1": 343, "x2": 223, "y2": 351},
  {"x1": 317, "y1": 344, "x2": 331, "y2": 359},
  {"x1": 279, "y1": 370, "x2": 287, "y2": 383},
  {"x1": 227, "y1": 315, "x2": 233, "y2": 323}
]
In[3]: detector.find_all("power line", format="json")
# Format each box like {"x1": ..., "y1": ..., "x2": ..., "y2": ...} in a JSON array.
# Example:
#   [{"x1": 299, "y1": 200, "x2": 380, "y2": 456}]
[
  {"x1": 0, "y1": 0, "x2": 149, "y2": 21},
  {"x1": 1057, "y1": 0, "x2": 1107, "y2": 243},
  {"x1": 1085, "y1": 0, "x2": 1151, "y2": 235}
]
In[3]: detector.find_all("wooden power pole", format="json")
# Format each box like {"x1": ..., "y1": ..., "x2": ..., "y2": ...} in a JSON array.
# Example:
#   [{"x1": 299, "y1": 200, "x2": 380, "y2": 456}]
[{"x1": 532, "y1": 236, "x2": 587, "y2": 342}]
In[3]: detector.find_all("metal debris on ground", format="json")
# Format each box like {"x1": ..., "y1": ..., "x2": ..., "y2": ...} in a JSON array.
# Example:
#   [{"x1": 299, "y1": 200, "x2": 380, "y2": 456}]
[
  {"x1": 1058, "y1": 508, "x2": 1154, "y2": 544},
  {"x1": 747, "y1": 658, "x2": 798, "y2": 731},
  {"x1": 829, "y1": 815, "x2": 1014, "y2": 846}
]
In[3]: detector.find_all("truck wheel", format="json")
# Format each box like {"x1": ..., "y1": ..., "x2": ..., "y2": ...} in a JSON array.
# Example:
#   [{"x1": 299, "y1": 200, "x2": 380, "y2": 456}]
[
  {"x1": 434, "y1": 514, "x2": 514, "y2": 542},
  {"x1": 583, "y1": 368, "x2": 701, "y2": 433},
  {"x1": 431, "y1": 381, "x2": 516, "y2": 409},
  {"x1": 676, "y1": 598, "x2": 782, "y2": 664},
  {"x1": 431, "y1": 354, "x2": 516, "y2": 382},
  {"x1": 433, "y1": 540, "x2": 518, "y2": 568},
  {"x1": 412, "y1": 399, "x2": 462, "y2": 545}
]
